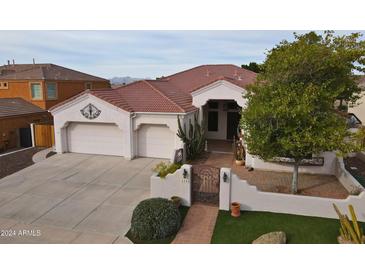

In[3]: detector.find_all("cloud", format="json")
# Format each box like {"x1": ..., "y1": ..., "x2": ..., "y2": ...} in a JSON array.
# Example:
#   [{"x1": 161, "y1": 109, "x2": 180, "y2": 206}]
[{"x1": 0, "y1": 30, "x2": 363, "y2": 78}]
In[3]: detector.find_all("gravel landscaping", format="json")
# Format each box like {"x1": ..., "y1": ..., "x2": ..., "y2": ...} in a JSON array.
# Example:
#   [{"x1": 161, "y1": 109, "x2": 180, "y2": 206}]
[{"x1": 0, "y1": 147, "x2": 43, "y2": 179}]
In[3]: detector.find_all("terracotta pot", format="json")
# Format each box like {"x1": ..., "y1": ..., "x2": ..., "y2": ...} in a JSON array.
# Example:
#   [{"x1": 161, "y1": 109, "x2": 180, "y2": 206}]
[
  {"x1": 171, "y1": 196, "x2": 181, "y2": 208},
  {"x1": 231, "y1": 202, "x2": 241, "y2": 217},
  {"x1": 235, "y1": 160, "x2": 245, "y2": 166}
]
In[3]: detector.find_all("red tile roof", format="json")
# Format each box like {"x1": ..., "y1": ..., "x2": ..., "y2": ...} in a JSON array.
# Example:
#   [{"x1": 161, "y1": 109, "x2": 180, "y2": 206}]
[
  {"x1": 50, "y1": 64, "x2": 256, "y2": 113},
  {"x1": 0, "y1": 98, "x2": 47, "y2": 118},
  {"x1": 162, "y1": 64, "x2": 257, "y2": 93},
  {"x1": 0, "y1": 63, "x2": 108, "y2": 81}
]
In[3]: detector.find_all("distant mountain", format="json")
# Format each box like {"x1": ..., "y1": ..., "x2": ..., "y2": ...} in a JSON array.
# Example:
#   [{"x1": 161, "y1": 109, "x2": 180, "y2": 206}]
[{"x1": 109, "y1": 76, "x2": 144, "y2": 86}]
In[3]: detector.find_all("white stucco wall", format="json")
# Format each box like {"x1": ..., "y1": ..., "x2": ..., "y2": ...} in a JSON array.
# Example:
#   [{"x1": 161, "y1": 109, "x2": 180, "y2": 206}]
[
  {"x1": 335, "y1": 157, "x2": 364, "y2": 192},
  {"x1": 245, "y1": 151, "x2": 337, "y2": 175},
  {"x1": 192, "y1": 80, "x2": 247, "y2": 108},
  {"x1": 150, "y1": 164, "x2": 192, "y2": 206},
  {"x1": 51, "y1": 94, "x2": 132, "y2": 158},
  {"x1": 220, "y1": 168, "x2": 365, "y2": 222}
]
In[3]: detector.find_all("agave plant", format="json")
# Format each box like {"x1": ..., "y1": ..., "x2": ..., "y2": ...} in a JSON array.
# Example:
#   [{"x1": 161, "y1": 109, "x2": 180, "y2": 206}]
[{"x1": 177, "y1": 113, "x2": 206, "y2": 161}]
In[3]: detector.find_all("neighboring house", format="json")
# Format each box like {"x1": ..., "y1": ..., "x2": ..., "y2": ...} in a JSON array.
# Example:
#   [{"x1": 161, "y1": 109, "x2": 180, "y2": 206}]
[
  {"x1": 0, "y1": 63, "x2": 111, "y2": 110},
  {"x1": 348, "y1": 76, "x2": 365, "y2": 123},
  {"x1": 0, "y1": 98, "x2": 51, "y2": 152}
]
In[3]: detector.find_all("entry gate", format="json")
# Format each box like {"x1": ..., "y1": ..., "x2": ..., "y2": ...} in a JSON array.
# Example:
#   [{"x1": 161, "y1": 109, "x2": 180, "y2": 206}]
[{"x1": 192, "y1": 165, "x2": 220, "y2": 205}]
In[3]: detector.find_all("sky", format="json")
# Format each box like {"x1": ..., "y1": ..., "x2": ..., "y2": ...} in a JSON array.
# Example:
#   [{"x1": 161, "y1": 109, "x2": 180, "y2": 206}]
[{"x1": 0, "y1": 30, "x2": 363, "y2": 79}]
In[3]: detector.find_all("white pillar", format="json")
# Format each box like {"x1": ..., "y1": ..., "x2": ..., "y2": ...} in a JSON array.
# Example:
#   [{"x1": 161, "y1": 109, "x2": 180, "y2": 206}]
[
  {"x1": 123, "y1": 117, "x2": 133, "y2": 160},
  {"x1": 219, "y1": 167, "x2": 231, "y2": 211},
  {"x1": 30, "y1": 123, "x2": 35, "y2": 147}
]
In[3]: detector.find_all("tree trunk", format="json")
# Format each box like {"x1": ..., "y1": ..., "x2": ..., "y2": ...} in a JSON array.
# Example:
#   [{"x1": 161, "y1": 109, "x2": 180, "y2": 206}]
[{"x1": 291, "y1": 161, "x2": 299, "y2": 194}]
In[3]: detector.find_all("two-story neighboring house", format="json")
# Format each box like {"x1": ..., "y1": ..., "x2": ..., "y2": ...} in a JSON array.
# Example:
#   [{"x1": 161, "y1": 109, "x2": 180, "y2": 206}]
[{"x1": 0, "y1": 62, "x2": 111, "y2": 110}]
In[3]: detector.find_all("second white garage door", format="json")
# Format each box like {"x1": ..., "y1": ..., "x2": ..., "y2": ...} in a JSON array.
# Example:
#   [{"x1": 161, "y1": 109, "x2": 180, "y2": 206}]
[
  {"x1": 137, "y1": 124, "x2": 174, "y2": 159},
  {"x1": 67, "y1": 122, "x2": 124, "y2": 156}
]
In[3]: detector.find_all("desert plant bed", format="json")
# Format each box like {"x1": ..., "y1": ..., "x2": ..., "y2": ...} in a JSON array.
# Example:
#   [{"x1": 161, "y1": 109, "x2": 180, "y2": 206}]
[
  {"x1": 211, "y1": 210, "x2": 365, "y2": 244},
  {"x1": 344, "y1": 157, "x2": 365, "y2": 188},
  {"x1": 125, "y1": 206, "x2": 189, "y2": 244}
]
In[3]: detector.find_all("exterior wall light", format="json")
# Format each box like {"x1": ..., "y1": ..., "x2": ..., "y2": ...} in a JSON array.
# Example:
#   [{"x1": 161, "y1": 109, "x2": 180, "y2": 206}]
[
  {"x1": 223, "y1": 172, "x2": 228, "y2": 182},
  {"x1": 183, "y1": 169, "x2": 188, "y2": 179}
]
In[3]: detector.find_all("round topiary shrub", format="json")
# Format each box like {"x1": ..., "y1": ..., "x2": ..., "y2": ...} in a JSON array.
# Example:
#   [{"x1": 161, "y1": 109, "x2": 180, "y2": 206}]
[{"x1": 130, "y1": 198, "x2": 181, "y2": 240}]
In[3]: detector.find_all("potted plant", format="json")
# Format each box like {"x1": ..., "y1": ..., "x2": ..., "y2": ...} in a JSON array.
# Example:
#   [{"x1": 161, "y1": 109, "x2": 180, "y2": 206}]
[
  {"x1": 171, "y1": 196, "x2": 181, "y2": 208},
  {"x1": 231, "y1": 202, "x2": 240, "y2": 217},
  {"x1": 235, "y1": 142, "x2": 245, "y2": 166}
]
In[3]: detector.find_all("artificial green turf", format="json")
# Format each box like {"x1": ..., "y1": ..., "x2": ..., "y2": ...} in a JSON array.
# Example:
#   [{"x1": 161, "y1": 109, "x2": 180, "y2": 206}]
[
  {"x1": 125, "y1": 206, "x2": 189, "y2": 244},
  {"x1": 211, "y1": 210, "x2": 365, "y2": 244}
]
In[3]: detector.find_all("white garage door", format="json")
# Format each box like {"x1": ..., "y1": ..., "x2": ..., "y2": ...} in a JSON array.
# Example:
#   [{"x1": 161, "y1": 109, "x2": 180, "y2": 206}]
[
  {"x1": 67, "y1": 122, "x2": 124, "y2": 156},
  {"x1": 138, "y1": 124, "x2": 174, "y2": 159}
]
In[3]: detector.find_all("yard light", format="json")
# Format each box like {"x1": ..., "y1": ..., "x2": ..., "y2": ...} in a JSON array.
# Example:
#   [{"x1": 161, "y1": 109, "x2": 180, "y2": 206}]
[
  {"x1": 183, "y1": 169, "x2": 188, "y2": 179},
  {"x1": 223, "y1": 172, "x2": 228, "y2": 182}
]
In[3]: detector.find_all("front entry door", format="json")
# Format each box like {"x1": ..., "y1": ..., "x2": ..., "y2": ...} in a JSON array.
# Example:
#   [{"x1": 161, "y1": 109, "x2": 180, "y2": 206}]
[{"x1": 226, "y1": 112, "x2": 240, "y2": 140}]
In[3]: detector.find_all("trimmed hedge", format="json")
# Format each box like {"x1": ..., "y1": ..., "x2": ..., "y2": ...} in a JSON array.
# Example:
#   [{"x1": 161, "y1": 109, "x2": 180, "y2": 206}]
[{"x1": 130, "y1": 198, "x2": 181, "y2": 240}]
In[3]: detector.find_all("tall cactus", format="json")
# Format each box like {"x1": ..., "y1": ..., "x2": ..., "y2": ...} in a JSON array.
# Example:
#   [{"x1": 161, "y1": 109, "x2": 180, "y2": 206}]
[
  {"x1": 177, "y1": 113, "x2": 206, "y2": 161},
  {"x1": 333, "y1": 204, "x2": 364, "y2": 244}
]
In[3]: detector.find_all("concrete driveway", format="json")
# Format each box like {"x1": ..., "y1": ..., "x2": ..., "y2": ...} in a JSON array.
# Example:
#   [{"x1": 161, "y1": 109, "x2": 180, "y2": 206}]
[{"x1": 0, "y1": 153, "x2": 161, "y2": 244}]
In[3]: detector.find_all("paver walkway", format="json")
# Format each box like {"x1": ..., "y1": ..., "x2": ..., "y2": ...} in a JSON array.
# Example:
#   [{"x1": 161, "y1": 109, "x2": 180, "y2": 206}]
[{"x1": 173, "y1": 203, "x2": 218, "y2": 244}]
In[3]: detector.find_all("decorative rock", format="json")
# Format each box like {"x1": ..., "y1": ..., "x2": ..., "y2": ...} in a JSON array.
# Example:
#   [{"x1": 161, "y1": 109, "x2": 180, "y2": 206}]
[{"x1": 252, "y1": 231, "x2": 287, "y2": 244}]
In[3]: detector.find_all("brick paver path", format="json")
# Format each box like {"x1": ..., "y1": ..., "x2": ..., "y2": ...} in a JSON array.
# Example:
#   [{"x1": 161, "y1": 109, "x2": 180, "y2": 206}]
[{"x1": 173, "y1": 204, "x2": 218, "y2": 244}]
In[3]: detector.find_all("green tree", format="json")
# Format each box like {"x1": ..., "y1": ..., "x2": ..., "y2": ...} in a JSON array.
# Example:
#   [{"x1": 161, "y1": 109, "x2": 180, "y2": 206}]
[
  {"x1": 241, "y1": 62, "x2": 263, "y2": 73},
  {"x1": 241, "y1": 31, "x2": 365, "y2": 194}
]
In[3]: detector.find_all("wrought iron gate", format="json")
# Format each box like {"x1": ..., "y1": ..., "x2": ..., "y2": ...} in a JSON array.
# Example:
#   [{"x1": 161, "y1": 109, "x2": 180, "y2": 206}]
[{"x1": 192, "y1": 165, "x2": 220, "y2": 205}]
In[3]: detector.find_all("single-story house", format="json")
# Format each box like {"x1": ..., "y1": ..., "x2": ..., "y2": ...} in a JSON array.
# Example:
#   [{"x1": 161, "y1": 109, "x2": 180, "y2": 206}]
[
  {"x1": 0, "y1": 98, "x2": 52, "y2": 152},
  {"x1": 49, "y1": 64, "x2": 338, "y2": 175},
  {"x1": 50, "y1": 65, "x2": 254, "y2": 160}
]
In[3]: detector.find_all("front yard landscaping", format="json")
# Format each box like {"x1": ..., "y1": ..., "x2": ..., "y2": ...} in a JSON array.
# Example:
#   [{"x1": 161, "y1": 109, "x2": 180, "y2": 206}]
[
  {"x1": 0, "y1": 147, "x2": 43, "y2": 179},
  {"x1": 125, "y1": 205, "x2": 189, "y2": 244},
  {"x1": 211, "y1": 210, "x2": 365, "y2": 244}
]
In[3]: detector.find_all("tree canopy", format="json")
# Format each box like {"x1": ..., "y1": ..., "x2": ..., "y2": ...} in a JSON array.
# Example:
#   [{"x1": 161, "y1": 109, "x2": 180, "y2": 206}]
[
  {"x1": 241, "y1": 31, "x2": 365, "y2": 193},
  {"x1": 241, "y1": 62, "x2": 263, "y2": 73}
]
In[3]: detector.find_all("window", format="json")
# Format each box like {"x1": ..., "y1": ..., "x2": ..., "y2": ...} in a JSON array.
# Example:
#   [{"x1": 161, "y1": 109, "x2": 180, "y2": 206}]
[
  {"x1": 30, "y1": 83, "x2": 42, "y2": 100},
  {"x1": 208, "y1": 111, "x2": 218, "y2": 131},
  {"x1": 227, "y1": 102, "x2": 239, "y2": 110},
  {"x1": 46, "y1": 82, "x2": 57, "y2": 100},
  {"x1": 208, "y1": 101, "x2": 219, "y2": 109},
  {"x1": 0, "y1": 82, "x2": 9, "y2": 89},
  {"x1": 85, "y1": 82, "x2": 92, "y2": 90}
]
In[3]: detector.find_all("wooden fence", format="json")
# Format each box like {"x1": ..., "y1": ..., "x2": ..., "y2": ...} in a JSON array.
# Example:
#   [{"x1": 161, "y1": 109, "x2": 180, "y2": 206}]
[{"x1": 34, "y1": 124, "x2": 55, "y2": 148}]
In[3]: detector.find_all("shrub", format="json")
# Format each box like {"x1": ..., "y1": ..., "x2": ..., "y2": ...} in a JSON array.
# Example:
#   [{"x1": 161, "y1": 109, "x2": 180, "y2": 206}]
[
  {"x1": 130, "y1": 198, "x2": 181, "y2": 240},
  {"x1": 153, "y1": 162, "x2": 182, "y2": 178}
]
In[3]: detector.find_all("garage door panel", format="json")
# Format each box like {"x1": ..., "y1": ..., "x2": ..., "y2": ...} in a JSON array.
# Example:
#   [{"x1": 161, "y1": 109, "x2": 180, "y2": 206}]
[
  {"x1": 138, "y1": 124, "x2": 174, "y2": 159},
  {"x1": 67, "y1": 123, "x2": 124, "y2": 156}
]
